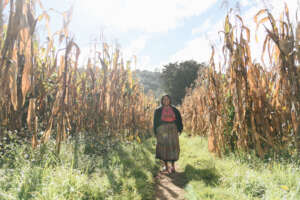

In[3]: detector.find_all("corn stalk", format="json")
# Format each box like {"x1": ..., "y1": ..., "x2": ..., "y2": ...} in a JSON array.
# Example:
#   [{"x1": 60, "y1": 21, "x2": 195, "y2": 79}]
[
  {"x1": 0, "y1": 0, "x2": 157, "y2": 152},
  {"x1": 181, "y1": 5, "x2": 300, "y2": 158}
]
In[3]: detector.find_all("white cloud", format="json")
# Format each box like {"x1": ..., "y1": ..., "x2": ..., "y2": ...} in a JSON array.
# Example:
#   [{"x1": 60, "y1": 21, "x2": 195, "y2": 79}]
[
  {"x1": 169, "y1": 36, "x2": 212, "y2": 64},
  {"x1": 240, "y1": 0, "x2": 250, "y2": 7},
  {"x1": 72, "y1": 0, "x2": 299, "y2": 72},
  {"x1": 168, "y1": 16, "x2": 223, "y2": 66},
  {"x1": 120, "y1": 36, "x2": 150, "y2": 70},
  {"x1": 192, "y1": 19, "x2": 212, "y2": 35},
  {"x1": 123, "y1": 36, "x2": 149, "y2": 57},
  {"x1": 76, "y1": 0, "x2": 218, "y2": 33}
]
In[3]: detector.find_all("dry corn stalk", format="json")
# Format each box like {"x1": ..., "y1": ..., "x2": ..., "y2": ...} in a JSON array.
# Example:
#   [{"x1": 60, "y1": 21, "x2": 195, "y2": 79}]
[
  {"x1": 0, "y1": 0, "x2": 157, "y2": 152},
  {"x1": 181, "y1": 5, "x2": 300, "y2": 158}
]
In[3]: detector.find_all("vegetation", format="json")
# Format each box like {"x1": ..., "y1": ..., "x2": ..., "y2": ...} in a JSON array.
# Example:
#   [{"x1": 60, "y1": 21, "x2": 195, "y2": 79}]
[
  {"x1": 161, "y1": 60, "x2": 207, "y2": 105},
  {"x1": 0, "y1": 131, "x2": 160, "y2": 200},
  {"x1": 134, "y1": 69, "x2": 164, "y2": 98},
  {"x1": 2, "y1": 132, "x2": 299, "y2": 200},
  {"x1": 181, "y1": 4, "x2": 300, "y2": 158},
  {"x1": 0, "y1": 0, "x2": 299, "y2": 199},
  {"x1": 178, "y1": 134, "x2": 300, "y2": 200},
  {"x1": 0, "y1": 0, "x2": 157, "y2": 154}
]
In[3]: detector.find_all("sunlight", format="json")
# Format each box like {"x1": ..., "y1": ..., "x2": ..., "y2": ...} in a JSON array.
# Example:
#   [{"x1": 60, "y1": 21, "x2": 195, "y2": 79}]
[{"x1": 76, "y1": 0, "x2": 217, "y2": 32}]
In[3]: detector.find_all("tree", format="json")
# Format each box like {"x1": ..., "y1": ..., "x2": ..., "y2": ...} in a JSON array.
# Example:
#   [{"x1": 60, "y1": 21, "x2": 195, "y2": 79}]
[
  {"x1": 134, "y1": 69, "x2": 164, "y2": 98},
  {"x1": 161, "y1": 60, "x2": 207, "y2": 105}
]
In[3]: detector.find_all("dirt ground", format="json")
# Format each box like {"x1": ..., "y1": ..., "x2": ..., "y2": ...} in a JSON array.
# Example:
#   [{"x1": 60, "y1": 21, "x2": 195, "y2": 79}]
[{"x1": 155, "y1": 166, "x2": 188, "y2": 200}]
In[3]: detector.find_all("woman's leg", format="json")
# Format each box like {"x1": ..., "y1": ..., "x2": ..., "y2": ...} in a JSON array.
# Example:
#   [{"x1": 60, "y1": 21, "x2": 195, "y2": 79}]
[
  {"x1": 164, "y1": 161, "x2": 169, "y2": 172},
  {"x1": 171, "y1": 161, "x2": 176, "y2": 172}
]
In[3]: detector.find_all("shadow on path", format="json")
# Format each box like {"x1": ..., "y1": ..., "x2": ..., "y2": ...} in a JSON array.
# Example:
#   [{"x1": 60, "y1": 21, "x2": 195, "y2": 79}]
[
  {"x1": 155, "y1": 163, "x2": 221, "y2": 199},
  {"x1": 155, "y1": 171, "x2": 186, "y2": 200},
  {"x1": 157, "y1": 181, "x2": 180, "y2": 199}
]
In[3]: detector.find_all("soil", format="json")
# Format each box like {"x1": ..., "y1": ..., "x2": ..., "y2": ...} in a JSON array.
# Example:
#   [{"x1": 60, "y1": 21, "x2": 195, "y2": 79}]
[{"x1": 155, "y1": 165, "x2": 188, "y2": 200}]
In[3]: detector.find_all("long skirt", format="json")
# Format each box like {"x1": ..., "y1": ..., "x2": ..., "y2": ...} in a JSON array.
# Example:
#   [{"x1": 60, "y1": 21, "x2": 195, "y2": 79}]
[{"x1": 156, "y1": 122, "x2": 180, "y2": 161}]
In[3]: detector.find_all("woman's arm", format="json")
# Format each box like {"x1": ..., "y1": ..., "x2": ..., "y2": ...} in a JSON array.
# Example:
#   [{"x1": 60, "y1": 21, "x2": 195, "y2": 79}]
[
  {"x1": 153, "y1": 109, "x2": 159, "y2": 135},
  {"x1": 173, "y1": 107, "x2": 183, "y2": 133},
  {"x1": 177, "y1": 110, "x2": 183, "y2": 133}
]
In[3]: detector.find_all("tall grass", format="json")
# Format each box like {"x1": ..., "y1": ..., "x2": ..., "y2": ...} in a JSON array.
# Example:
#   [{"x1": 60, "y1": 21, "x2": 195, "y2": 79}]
[
  {"x1": 0, "y1": 131, "x2": 160, "y2": 200},
  {"x1": 178, "y1": 134, "x2": 300, "y2": 200}
]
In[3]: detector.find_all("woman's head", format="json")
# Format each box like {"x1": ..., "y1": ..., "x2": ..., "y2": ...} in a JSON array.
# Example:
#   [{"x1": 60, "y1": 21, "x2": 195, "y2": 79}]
[{"x1": 161, "y1": 95, "x2": 171, "y2": 106}]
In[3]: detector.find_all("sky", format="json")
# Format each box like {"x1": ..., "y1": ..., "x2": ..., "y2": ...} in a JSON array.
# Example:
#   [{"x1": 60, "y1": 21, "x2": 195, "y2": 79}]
[{"x1": 38, "y1": 0, "x2": 299, "y2": 71}]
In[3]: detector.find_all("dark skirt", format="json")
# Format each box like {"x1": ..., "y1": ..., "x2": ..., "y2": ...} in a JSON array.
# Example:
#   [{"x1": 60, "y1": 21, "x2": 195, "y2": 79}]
[{"x1": 156, "y1": 122, "x2": 180, "y2": 161}]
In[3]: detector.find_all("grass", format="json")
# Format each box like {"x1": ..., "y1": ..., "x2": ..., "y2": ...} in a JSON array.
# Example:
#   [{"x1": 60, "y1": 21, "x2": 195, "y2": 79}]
[
  {"x1": 0, "y1": 134, "x2": 160, "y2": 200},
  {"x1": 178, "y1": 134, "x2": 300, "y2": 200},
  {"x1": 1, "y1": 132, "x2": 300, "y2": 200}
]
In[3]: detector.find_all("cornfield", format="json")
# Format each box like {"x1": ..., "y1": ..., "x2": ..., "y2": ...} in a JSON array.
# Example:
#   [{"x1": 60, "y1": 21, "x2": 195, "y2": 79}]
[
  {"x1": 181, "y1": 4, "x2": 300, "y2": 158},
  {"x1": 0, "y1": 0, "x2": 157, "y2": 153}
]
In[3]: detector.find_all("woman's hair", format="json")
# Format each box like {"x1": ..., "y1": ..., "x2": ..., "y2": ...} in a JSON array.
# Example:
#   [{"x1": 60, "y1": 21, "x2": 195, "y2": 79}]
[{"x1": 161, "y1": 94, "x2": 172, "y2": 106}]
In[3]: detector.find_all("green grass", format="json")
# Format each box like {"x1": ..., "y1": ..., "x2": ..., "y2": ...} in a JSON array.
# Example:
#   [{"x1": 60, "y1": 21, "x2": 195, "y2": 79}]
[
  {"x1": 1, "y1": 133, "x2": 300, "y2": 200},
  {"x1": 178, "y1": 134, "x2": 300, "y2": 200},
  {"x1": 0, "y1": 135, "x2": 160, "y2": 200}
]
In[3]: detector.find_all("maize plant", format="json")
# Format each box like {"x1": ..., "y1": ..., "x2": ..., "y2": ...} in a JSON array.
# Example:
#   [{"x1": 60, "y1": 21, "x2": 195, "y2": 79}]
[
  {"x1": 181, "y1": 4, "x2": 300, "y2": 158},
  {"x1": 0, "y1": 0, "x2": 157, "y2": 153}
]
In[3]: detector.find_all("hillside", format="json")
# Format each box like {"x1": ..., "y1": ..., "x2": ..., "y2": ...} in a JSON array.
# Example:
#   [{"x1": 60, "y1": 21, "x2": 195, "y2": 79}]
[{"x1": 134, "y1": 70, "x2": 165, "y2": 98}]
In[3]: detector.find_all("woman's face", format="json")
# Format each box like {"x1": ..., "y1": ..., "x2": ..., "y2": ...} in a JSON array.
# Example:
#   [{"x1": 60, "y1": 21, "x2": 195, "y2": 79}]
[{"x1": 162, "y1": 96, "x2": 170, "y2": 106}]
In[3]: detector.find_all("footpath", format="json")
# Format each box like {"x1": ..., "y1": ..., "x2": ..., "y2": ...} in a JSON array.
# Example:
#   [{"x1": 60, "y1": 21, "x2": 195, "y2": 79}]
[{"x1": 155, "y1": 165, "x2": 188, "y2": 200}]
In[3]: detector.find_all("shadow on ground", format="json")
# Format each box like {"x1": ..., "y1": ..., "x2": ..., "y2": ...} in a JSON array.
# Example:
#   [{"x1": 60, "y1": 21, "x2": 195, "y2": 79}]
[
  {"x1": 183, "y1": 164, "x2": 221, "y2": 186},
  {"x1": 155, "y1": 162, "x2": 221, "y2": 200},
  {"x1": 156, "y1": 181, "x2": 181, "y2": 200},
  {"x1": 166, "y1": 163, "x2": 220, "y2": 189},
  {"x1": 103, "y1": 141, "x2": 158, "y2": 200}
]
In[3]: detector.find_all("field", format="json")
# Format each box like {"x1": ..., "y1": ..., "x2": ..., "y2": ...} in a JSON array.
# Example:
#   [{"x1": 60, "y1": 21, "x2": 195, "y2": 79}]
[
  {"x1": 1, "y1": 134, "x2": 300, "y2": 199},
  {"x1": 0, "y1": 1, "x2": 299, "y2": 199}
]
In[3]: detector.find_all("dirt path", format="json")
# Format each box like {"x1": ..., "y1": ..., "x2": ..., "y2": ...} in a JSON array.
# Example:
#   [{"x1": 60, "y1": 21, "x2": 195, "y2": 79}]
[{"x1": 155, "y1": 166, "x2": 188, "y2": 200}]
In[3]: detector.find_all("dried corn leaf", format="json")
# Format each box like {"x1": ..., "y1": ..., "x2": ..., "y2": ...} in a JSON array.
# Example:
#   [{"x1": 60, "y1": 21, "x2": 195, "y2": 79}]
[
  {"x1": 9, "y1": 63, "x2": 18, "y2": 111},
  {"x1": 254, "y1": 9, "x2": 268, "y2": 23},
  {"x1": 26, "y1": 98, "x2": 35, "y2": 130}
]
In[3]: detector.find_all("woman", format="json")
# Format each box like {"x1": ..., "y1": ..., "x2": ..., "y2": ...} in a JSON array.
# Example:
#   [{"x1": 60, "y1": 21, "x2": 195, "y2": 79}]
[{"x1": 153, "y1": 95, "x2": 183, "y2": 174}]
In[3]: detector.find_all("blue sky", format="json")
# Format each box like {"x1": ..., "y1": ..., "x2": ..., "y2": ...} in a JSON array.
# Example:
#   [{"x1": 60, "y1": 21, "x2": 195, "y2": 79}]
[{"x1": 39, "y1": 0, "x2": 298, "y2": 71}]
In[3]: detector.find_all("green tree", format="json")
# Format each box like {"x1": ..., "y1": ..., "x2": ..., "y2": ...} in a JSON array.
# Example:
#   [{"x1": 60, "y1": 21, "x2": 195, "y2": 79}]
[{"x1": 161, "y1": 60, "x2": 206, "y2": 105}]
